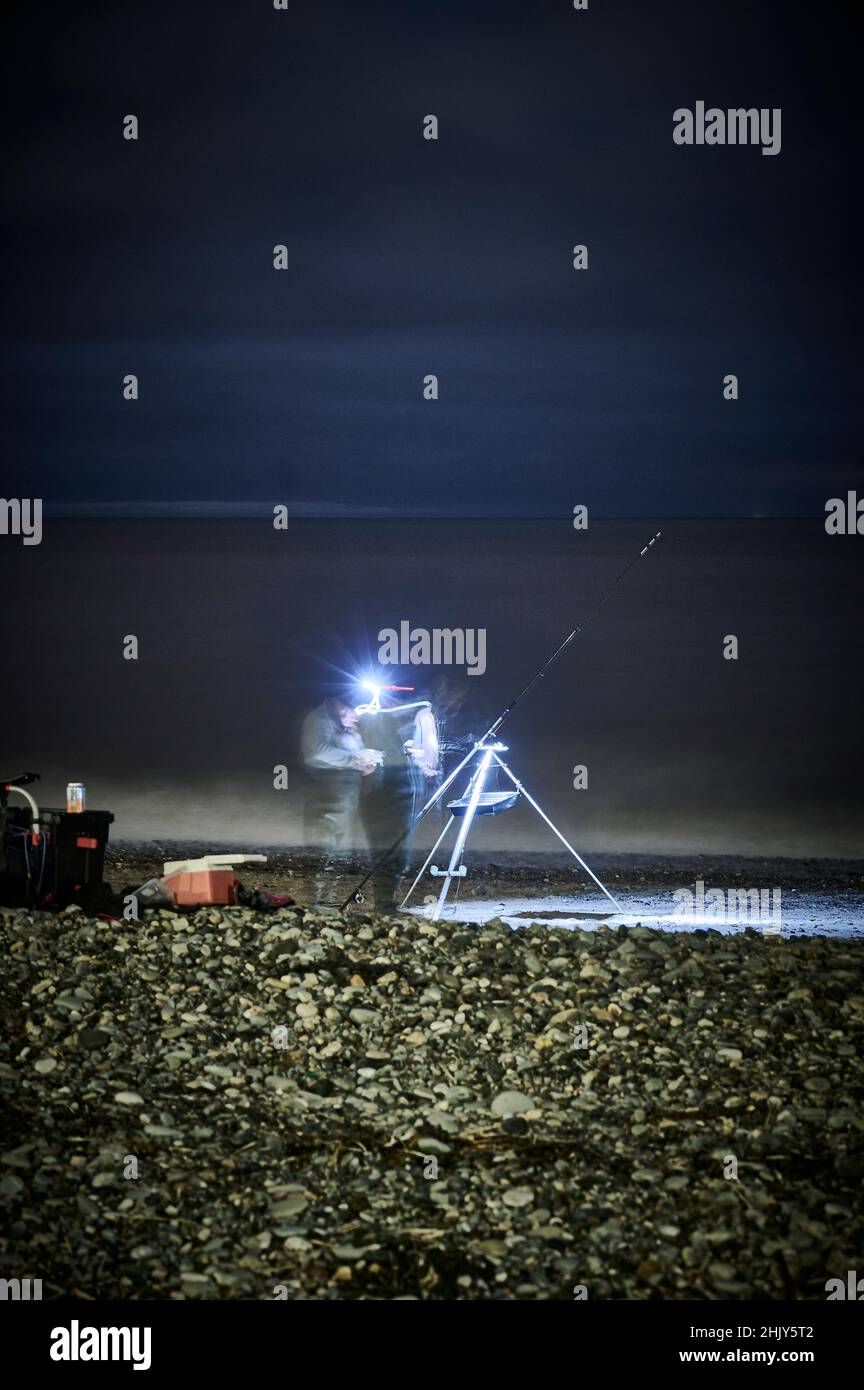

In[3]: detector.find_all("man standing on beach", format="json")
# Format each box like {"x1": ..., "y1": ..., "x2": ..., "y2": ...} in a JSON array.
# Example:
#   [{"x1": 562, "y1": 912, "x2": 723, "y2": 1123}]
[
  {"x1": 300, "y1": 695, "x2": 381, "y2": 897},
  {"x1": 357, "y1": 694, "x2": 438, "y2": 911}
]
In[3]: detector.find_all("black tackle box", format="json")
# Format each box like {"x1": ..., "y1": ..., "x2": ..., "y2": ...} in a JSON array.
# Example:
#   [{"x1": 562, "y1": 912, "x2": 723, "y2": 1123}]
[{"x1": 1, "y1": 806, "x2": 114, "y2": 909}]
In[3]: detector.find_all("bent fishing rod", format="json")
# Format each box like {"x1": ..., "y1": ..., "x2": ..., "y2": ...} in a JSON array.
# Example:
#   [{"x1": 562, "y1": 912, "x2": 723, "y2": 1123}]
[{"x1": 340, "y1": 529, "x2": 662, "y2": 910}]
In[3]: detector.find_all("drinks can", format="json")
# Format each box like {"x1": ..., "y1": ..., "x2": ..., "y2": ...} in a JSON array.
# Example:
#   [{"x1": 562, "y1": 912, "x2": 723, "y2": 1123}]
[{"x1": 66, "y1": 782, "x2": 86, "y2": 814}]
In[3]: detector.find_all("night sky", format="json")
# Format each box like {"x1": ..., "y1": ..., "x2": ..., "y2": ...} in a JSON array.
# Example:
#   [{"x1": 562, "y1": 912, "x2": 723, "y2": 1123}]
[{"x1": 2, "y1": 0, "x2": 858, "y2": 519}]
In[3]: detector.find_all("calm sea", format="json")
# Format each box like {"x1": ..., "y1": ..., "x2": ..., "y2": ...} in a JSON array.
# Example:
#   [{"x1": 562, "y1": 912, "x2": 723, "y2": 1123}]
[{"x1": 2, "y1": 519, "x2": 861, "y2": 858}]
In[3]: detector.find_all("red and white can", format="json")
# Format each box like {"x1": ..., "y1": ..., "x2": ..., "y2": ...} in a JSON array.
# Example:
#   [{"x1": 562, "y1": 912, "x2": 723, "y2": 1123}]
[{"x1": 66, "y1": 782, "x2": 86, "y2": 813}]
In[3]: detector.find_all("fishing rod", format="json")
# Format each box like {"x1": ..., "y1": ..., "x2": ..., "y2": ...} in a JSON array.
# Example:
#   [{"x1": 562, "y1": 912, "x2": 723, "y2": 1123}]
[{"x1": 340, "y1": 529, "x2": 662, "y2": 911}]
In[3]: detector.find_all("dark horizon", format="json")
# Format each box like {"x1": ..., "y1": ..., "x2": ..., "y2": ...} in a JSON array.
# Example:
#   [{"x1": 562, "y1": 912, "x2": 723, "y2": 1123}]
[{"x1": 40, "y1": 506, "x2": 847, "y2": 520}]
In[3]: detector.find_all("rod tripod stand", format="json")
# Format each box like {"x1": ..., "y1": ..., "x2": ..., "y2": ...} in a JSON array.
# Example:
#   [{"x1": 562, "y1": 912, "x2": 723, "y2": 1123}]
[
  {"x1": 340, "y1": 530, "x2": 661, "y2": 914},
  {"x1": 400, "y1": 739, "x2": 623, "y2": 921}
]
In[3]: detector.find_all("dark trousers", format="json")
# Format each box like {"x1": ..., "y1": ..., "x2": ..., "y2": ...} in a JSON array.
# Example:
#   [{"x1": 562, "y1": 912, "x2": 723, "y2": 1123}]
[
  {"x1": 361, "y1": 763, "x2": 422, "y2": 908},
  {"x1": 304, "y1": 768, "x2": 362, "y2": 865}
]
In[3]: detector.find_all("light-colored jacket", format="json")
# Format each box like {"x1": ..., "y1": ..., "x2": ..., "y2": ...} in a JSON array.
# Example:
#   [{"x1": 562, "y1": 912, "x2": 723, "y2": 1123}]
[{"x1": 301, "y1": 704, "x2": 364, "y2": 770}]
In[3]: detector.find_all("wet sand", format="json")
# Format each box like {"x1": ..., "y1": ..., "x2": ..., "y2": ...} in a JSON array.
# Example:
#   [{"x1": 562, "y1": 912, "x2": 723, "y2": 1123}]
[{"x1": 107, "y1": 844, "x2": 864, "y2": 938}]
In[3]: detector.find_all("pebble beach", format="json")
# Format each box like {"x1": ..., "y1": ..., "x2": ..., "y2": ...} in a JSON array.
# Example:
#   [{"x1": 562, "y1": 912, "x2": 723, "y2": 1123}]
[{"x1": 2, "y1": 869, "x2": 862, "y2": 1300}]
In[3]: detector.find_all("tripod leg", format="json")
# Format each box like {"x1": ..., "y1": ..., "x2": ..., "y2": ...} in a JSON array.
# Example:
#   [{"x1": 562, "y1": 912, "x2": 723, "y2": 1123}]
[
  {"x1": 400, "y1": 815, "x2": 454, "y2": 908},
  {"x1": 432, "y1": 748, "x2": 494, "y2": 921},
  {"x1": 492, "y1": 754, "x2": 624, "y2": 914}
]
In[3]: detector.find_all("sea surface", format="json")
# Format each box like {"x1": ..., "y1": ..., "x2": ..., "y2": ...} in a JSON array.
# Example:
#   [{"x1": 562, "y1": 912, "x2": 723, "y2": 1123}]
[{"x1": 2, "y1": 519, "x2": 862, "y2": 861}]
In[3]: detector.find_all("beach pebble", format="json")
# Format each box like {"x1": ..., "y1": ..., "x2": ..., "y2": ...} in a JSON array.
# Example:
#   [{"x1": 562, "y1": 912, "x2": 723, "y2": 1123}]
[
  {"x1": 491, "y1": 1090, "x2": 534, "y2": 1117},
  {"x1": 503, "y1": 1187, "x2": 534, "y2": 1208}
]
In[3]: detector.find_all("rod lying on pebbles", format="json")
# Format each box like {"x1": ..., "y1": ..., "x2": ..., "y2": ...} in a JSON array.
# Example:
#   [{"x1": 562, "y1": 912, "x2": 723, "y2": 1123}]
[{"x1": 1, "y1": 900, "x2": 861, "y2": 1300}]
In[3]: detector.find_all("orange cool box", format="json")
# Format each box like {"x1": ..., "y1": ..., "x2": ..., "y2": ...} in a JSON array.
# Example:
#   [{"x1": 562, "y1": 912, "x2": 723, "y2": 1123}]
[{"x1": 160, "y1": 855, "x2": 267, "y2": 907}]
